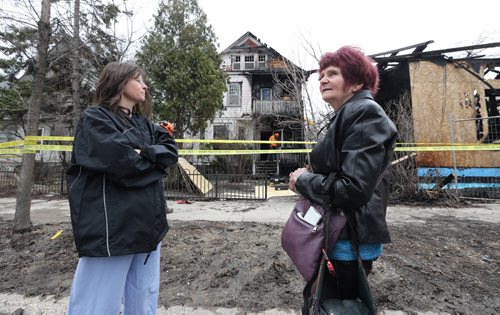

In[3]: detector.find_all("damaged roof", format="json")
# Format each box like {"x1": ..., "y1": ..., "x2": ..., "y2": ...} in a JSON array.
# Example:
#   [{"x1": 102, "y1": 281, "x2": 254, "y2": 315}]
[{"x1": 370, "y1": 41, "x2": 500, "y2": 78}]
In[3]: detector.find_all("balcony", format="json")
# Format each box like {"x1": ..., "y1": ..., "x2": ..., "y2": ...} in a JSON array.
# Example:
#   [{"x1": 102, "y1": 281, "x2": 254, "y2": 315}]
[{"x1": 253, "y1": 100, "x2": 302, "y2": 116}]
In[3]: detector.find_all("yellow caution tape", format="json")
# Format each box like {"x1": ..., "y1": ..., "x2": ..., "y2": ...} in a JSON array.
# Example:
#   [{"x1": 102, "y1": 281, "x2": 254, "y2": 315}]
[
  {"x1": 23, "y1": 145, "x2": 74, "y2": 152},
  {"x1": 0, "y1": 140, "x2": 24, "y2": 148},
  {"x1": 1, "y1": 137, "x2": 500, "y2": 156},
  {"x1": 178, "y1": 149, "x2": 312, "y2": 155},
  {"x1": 396, "y1": 145, "x2": 500, "y2": 151},
  {"x1": 50, "y1": 229, "x2": 64, "y2": 240},
  {"x1": 7, "y1": 136, "x2": 500, "y2": 149},
  {"x1": 25, "y1": 136, "x2": 74, "y2": 141},
  {"x1": 0, "y1": 149, "x2": 35, "y2": 154},
  {"x1": 176, "y1": 139, "x2": 317, "y2": 145},
  {"x1": 1, "y1": 145, "x2": 499, "y2": 155},
  {"x1": 19, "y1": 136, "x2": 317, "y2": 145}
]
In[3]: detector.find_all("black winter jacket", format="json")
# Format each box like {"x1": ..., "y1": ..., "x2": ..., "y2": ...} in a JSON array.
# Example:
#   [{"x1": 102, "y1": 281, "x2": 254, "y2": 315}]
[
  {"x1": 67, "y1": 106, "x2": 178, "y2": 257},
  {"x1": 296, "y1": 90, "x2": 397, "y2": 244}
]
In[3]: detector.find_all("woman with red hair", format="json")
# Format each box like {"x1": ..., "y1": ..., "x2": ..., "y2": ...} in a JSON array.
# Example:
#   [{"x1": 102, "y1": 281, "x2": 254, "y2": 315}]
[{"x1": 288, "y1": 46, "x2": 397, "y2": 313}]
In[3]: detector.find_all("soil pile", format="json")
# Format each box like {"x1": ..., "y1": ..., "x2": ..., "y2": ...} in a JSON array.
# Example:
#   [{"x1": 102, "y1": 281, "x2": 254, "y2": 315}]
[{"x1": 0, "y1": 215, "x2": 498, "y2": 313}]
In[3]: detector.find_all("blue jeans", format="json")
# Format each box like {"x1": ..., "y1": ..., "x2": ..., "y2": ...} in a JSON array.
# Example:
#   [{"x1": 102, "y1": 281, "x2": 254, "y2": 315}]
[{"x1": 67, "y1": 243, "x2": 161, "y2": 315}]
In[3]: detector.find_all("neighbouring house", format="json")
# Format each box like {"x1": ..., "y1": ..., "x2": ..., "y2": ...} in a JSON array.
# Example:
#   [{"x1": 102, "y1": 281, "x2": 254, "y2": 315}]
[
  {"x1": 0, "y1": 68, "x2": 76, "y2": 166},
  {"x1": 371, "y1": 41, "x2": 500, "y2": 197},
  {"x1": 0, "y1": 33, "x2": 101, "y2": 166},
  {"x1": 199, "y1": 32, "x2": 311, "y2": 175}
]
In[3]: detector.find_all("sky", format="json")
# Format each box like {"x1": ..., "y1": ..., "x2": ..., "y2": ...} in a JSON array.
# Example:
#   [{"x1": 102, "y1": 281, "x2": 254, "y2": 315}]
[
  {"x1": 122, "y1": 0, "x2": 499, "y2": 115},
  {"x1": 2, "y1": 0, "x2": 498, "y2": 115},
  {"x1": 127, "y1": 0, "x2": 500, "y2": 70}
]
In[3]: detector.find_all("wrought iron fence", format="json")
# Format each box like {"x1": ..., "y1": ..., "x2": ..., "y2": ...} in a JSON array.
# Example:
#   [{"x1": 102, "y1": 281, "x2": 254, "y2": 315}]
[
  {"x1": 0, "y1": 164, "x2": 66, "y2": 196},
  {"x1": 0, "y1": 166, "x2": 18, "y2": 194},
  {"x1": 0, "y1": 164, "x2": 269, "y2": 201},
  {"x1": 165, "y1": 169, "x2": 268, "y2": 201}
]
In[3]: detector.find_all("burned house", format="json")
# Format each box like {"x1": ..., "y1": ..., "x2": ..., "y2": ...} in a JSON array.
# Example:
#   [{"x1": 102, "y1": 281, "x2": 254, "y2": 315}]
[
  {"x1": 204, "y1": 32, "x2": 309, "y2": 175},
  {"x1": 372, "y1": 41, "x2": 500, "y2": 196}
]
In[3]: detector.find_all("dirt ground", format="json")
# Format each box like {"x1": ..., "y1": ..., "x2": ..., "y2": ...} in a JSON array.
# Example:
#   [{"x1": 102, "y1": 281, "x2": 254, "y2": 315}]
[{"x1": 0, "y1": 204, "x2": 499, "y2": 314}]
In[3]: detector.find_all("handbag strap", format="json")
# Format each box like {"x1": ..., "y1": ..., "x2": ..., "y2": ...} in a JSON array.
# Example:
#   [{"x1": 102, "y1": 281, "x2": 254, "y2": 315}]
[
  {"x1": 308, "y1": 207, "x2": 331, "y2": 314},
  {"x1": 346, "y1": 213, "x2": 377, "y2": 315}
]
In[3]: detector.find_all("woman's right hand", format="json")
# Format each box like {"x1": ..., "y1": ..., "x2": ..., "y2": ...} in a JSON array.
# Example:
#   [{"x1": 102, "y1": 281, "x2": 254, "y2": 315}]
[{"x1": 288, "y1": 167, "x2": 308, "y2": 193}]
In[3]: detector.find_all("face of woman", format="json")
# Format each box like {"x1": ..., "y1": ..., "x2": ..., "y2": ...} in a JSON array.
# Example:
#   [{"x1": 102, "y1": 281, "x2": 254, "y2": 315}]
[
  {"x1": 121, "y1": 75, "x2": 148, "y2": 108},
  {"x1": 319, "y1": 65, "x2": 354, "y2": 110}
]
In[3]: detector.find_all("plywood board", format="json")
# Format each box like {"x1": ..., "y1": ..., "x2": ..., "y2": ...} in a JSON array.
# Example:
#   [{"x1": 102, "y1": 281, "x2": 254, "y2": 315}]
[
  {"x1": 409, "y1": 60, "x2": 500, "y2": 168},
  {"x1": 177, "y1": 158, "x2": 213, "y2": 194}
]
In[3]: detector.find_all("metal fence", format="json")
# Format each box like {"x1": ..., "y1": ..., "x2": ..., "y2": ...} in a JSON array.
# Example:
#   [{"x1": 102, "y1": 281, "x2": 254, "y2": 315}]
[
  {"x1": 0, "y1": 165, "x2": 269, "y2": 201},
  {"x1": 0, "y1": 164, "x2": 66, "y2": 197},
  {"x1": 447, "y1": 114, "x2": 500, "y2": 199},
  {"x1": 165, "y1": 168, "x2": 268, "y2": 201}
]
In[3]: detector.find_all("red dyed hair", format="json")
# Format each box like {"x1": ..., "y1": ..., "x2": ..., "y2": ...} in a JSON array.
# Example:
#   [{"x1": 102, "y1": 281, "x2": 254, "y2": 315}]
[{"x1": 319, "y1": 46, "x2": 379, "y2": 96}]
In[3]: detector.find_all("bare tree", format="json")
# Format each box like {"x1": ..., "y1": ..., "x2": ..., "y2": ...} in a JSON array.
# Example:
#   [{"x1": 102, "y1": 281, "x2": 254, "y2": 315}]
[
  {"x1": 70, "y1": 0, "x2": 81, "y2": 132},
  {"x1": 13, "y1": 0, "x2": 51, "y2": 232}
]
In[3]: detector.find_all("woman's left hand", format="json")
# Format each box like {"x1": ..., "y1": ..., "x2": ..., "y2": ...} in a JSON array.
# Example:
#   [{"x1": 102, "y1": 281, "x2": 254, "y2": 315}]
[{"x1": 288, "y1": 167, "x2": 308, "y2": 193}]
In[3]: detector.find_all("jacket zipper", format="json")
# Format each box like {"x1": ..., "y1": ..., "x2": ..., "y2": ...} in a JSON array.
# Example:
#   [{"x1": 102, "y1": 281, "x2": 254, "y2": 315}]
[
  {"x1": 68, "y1": 165, "x2": 82, "y2": 193},
  {"x1": 102, "y1": 174, "x2": 111, "y2": 256}
]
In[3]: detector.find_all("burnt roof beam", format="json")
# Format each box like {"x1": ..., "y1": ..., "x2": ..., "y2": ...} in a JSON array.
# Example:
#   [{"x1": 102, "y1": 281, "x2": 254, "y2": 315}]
[
  {"x1": 369, "y1": 40, "x2": 434, "y2": 58},
  {"x1": 419, "y1": 42, "x2": 500, "y2": 56}
]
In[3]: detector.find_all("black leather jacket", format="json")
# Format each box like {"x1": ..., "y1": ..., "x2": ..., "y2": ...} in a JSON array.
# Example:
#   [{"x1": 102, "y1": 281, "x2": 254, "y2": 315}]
[
  {"x1": 67, "y1": 106, "x2": 178, "y2": 257},
  {"x1": 296, "y1": 90, "x2": 397, "y2": 244}
]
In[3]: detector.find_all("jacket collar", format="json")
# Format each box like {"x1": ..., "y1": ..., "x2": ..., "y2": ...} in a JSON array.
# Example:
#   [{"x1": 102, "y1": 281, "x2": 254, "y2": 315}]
[
  {"x1": 324, "y1": 89, "x2": 374, "y2": 128},
  {"x1": 339, "y1": 89, "x2": 373, "y2": 112}
]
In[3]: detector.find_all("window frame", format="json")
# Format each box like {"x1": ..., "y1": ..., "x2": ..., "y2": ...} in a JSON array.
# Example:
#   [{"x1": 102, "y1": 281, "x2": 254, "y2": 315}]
[
  {"x1": 228, "y1": 82, "x2": 242, "y2": 107},
  {"x1": 258, "y1": 54, "x2": 267, "y2": 69},
  {"x1": 244, "y1": 55, "x2": 255, "y2": 70},
  {"x1": 232, "y1": 55, "x2": 241, "y2": 70}
]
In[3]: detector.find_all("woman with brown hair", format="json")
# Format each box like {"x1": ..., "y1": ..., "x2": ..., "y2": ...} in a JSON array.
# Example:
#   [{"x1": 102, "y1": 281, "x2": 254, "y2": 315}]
[{"x1": 66, "y1": 62, "x2": 178, "y2": 314}]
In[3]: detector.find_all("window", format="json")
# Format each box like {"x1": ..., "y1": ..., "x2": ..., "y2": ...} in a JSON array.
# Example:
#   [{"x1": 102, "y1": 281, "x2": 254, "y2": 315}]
[
  {"x1": 228, "y1": 83, "x2": 241, "y2": 106},
  {"x1": 261, "y1": 88, "x2": 272, "y2": 101},
  {"x1": 213, "y1": 125, "x2": 229, "y2": 140},
  {"x1": 244, "y1": 55, "x2": 255, "y2": 70},
  {"x1": 232, "y1": 55, "x2": 241, "y2": 70},
  {"x1": 258, "y1": 54, "x2": 267, "y2": 69}
]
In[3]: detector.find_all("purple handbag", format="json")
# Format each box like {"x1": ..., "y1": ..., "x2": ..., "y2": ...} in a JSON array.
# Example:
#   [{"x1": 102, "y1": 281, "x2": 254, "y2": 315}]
[{"x1": 281, "y1": 197, "x2": 347, "y2": 282}]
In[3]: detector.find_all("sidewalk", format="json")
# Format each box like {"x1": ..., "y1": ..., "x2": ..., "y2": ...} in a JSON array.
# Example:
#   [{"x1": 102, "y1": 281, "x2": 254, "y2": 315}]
[{"x1": 1, "y1": 196, "x2": 499, "y2": 226}]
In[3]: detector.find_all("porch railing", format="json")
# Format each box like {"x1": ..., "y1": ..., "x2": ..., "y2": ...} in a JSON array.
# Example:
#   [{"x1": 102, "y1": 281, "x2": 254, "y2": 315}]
[{"x1": 253, "y1": 100, "x2": 302, "y2": 116}]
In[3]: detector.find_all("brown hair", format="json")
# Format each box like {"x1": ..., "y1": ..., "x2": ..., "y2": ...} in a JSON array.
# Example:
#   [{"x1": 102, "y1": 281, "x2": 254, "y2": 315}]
[{"x1": 93, "y1": 62, "x2": 152, "y2": 120}]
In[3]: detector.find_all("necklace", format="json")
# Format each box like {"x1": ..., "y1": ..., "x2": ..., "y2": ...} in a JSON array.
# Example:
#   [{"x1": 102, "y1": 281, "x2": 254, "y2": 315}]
[{"x1": 118, "y1": 106, "x2": 132, "y2": 117}]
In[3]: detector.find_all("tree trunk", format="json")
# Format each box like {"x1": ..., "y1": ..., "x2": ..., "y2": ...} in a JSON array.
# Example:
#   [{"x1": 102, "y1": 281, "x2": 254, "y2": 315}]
[
  {"x1": 71, "y1": 0, "x2": 81, "y2": 134},
  {"x1": 13, "y1": 0, "x2": 51, "y2": 233}
]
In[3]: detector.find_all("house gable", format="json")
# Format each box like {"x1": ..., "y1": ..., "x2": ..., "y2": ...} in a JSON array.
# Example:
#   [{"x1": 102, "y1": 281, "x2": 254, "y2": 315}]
[{"x1": 220, "y1": 31, "x2": 302, "y2": 73}]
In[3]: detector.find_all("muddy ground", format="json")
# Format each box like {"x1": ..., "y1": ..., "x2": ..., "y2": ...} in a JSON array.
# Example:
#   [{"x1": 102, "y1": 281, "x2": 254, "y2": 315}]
[{"x1": 0, "y1": 208, "x2": 499, "y2": 315}]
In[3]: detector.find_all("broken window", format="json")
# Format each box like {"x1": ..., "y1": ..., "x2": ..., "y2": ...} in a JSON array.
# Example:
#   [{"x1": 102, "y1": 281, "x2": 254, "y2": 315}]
[
  {"x1": 258, "y1": 54, "x2": 267, "y2": 69},
  {"x1": 232, "y1": 55, "x2": 241, "y2": 70},
  {"x1": 484, "y1": 89, "x2": 500, "y2": 143},
  {"x1": 473, "y1": 90, "x2": 484, "y2": 141}
]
